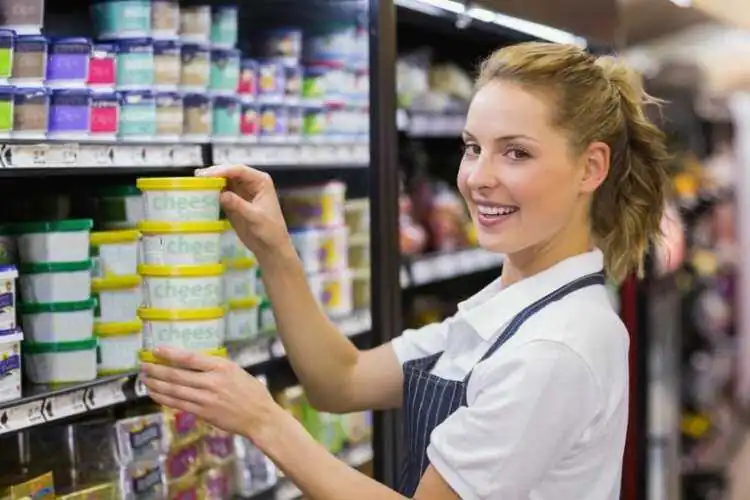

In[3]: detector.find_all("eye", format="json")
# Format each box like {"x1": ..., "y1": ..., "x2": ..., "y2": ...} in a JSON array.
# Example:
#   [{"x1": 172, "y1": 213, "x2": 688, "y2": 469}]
[
  {"x1": 505, "y1": 145, "x2": 531, "y2": 161},
  {"x1": 462, "y1": 142, "x2": 481, "y2": 159}
]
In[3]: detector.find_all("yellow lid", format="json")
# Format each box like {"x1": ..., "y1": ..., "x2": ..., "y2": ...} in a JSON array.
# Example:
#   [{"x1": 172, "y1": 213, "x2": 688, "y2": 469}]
[
  {"x1": 138, "y1": 307, "x2": 225, "y2": 321},
  {"x1": 139, "y1": 347, "x2": 228, "y2": 364},
  {"x1": 228, "y1": 296, "x2": 261, "y2": 310},
  {"x1": 138, "y1": 220, "x2": 226, "y2": 235},
  {"x1": 92, "y1": 275, "x2": 142, "y2": 291},
  {"x1": 136, "y1": 177, "x2": 226, "y2": 191},
  {"x1": 138, "y1": 263, "x2": 225, "y2": 277},
  {"x1": 224, "y1": 256, "x2": 257, "y2": 270},
  {"x1": 94, "y1": 320, "x2": 143, "y2": 337},
  {"x1": 221, "y1": 219, "x2": 232, "y2": 230},
  {"x1": 90, "y1": 230, "x2": 140, "y2": 246}
]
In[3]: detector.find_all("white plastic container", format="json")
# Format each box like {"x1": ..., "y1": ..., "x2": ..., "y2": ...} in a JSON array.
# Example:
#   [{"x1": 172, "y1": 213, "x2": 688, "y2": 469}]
[
  {"x1": 220, "y1": 220, "x2": 254, "y2": 261},
  {"x1": 90, "y1": 229, "x2": 140, "y2": 278},
  {"x1": 348, "y1": 233, "x2": 370, "y2": 269},
  {"x1": 136, "y1": 177, "x2": 226, "y2": 222},
  {"x1": 139, "y1": 307, "x2": 225, "y2": 351},
  {"x1": 15, "y1": 219, "x2": 93, "y2": 264},
  {"x1": 19, "y1": 260, "x2": 93, "y2": 303},
  {"x1": 224, "y1": 257, "x2": 257, "y2": 301},
  {"x1": 0, "y1": 265, "x2": 18, "y2": 331},
  {"x1": 279, "y1": 181, "x2": 346, "y2": 228},
  {"x1": 24, "y1": 337, "x2": 98, "y2": 384},
  {"x1": 95, "y1": 320, "x2": 143, "y2": 375},
  {"x1": 226, "y1": 296, "x2": 260, "y2": 342},
  {"x1": 258, "y1": 298, "x2": 275, "y2": 334},
  {"x1": 319, "y1": 226, "x2": 349, "y2": 271},
  {"x1": 320, "y1": 269, "x2": 353, "y2": 317},
  {"x1": 290, "y1": 228, "x2": 322, "y2": 274},
  {"x1": 344, "y1": 198, "x2": 370, "y2": 234},
  {"x1": 19, "y1": 298, "x2": 96, "y2": 344},
  {"x1": 352, "y1": 268, "x2": 371, "y2": 310},
  {"x1": 140, "y1": 264, "x2": 224, "y2": 309},
  {"x1": 139, "y1": 220, "x2": 224, "y2": 265},
  {"x1": 92, "y1": 275, "x2": 143, "y2": 323},
  {"x1": 0, "y1": 328, "x2": 23, "y2": 403},
  {"x1": 97, "y1": 185, "x2": 143, "y2": 230}
]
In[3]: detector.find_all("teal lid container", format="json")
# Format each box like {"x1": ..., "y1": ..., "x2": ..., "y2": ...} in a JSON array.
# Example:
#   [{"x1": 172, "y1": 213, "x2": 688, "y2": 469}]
[
  {"x1": 212, "y1": 95, "x2": 240, "y2": 138},
  {"x1": 210, "y1": 5, "x2": 238, "y2": 48},
  {"x1": 118, "y1": 90, "x2": 156, "y2": 139},
  {"x1": 209, "y1": 48, "x2": 240, "y2": 94},
  {"x1": 91, "y1": 0, "x2": 151, "y2": 40},
  {"x1": 115, "y1": 37, "x2": 154, "y2": 90}
]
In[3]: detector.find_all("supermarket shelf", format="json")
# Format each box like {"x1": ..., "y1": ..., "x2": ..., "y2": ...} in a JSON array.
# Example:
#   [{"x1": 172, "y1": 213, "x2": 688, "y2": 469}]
[
  {"x1": 0, "y1": 311, "x2": 371, "y2": 436},
  {"x1": 402, "y1": 248, "x2": 504, "y2": 287},
  {"x1": 396, "y1": 109, "x2": 465, "y2": 138},
  {"x1": 212, "y1": 141, "x2": 370, "y2": 168}
]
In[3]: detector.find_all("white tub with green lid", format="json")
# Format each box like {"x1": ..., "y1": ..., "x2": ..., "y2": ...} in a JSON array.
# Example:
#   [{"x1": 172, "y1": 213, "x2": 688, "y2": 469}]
[
  {"x1": 19, "y1": 298, "x2": 96, "y2": 344},
  {"x1": 226, "y1": 296, "x2": 260, "y2": 342},
  {"x1": 15, "y1": 219, "x2": 93, "y2": 264},
  {"x1": 95, "y1": 320, "x2": 143, "y2": 375},
  {"x1": 139, "y1": 307, "x2": 225, "y2": 351},
  {"x1": 19, "y1": 260, "x2": 93, "y2": 303},
  {"x1": 139, "y1": 220, "x2": 224, "y2": 265},
  {"x1": 223, "y1": 257, "x2": 258, "y2": 301},
  {"x1": 92, "y1": 275, "x2": 143, "y2": 323},
  {"x1": 24, "y1": 337, "x2": 98, "y2": 384},
  {"x1": 258, "y1": 298, "x2": 276, "y2": 334},
  {"x1": 140, "y1": 263, "x2": 224, "y2": 309},
  {"x1": 220, "y1": 220, "x2": 254, "y2": 261},
  {"x1": 90, "y1": 229, "x2": 140, "y2": 277},
  {"x1": 136, "y1": 177, "x2": 227, "y2": 222},
  {"x1": 96, "y1": 185, "x2": 143, "y2": 229}
]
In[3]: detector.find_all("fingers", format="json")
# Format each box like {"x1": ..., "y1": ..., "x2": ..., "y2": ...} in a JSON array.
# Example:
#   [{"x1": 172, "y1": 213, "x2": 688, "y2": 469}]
[
  {"x1": 151, "y1": 346, "x2": 225, "y2": 372},
  {"x1": 220, "y1": 190, "x2": 261, "y2": 219},
  {"x1": 140, "y1": 362, "x2": 212, "y2": 389},
  {"x1": 196, "y1": 165, "x2": 272, "y2": 190},
  {"x1": 146, "y1": 388, "x2": 202, "y2": 416}
]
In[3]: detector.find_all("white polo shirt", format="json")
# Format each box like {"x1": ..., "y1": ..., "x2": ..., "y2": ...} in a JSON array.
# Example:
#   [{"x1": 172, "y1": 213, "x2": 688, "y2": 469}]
[{"x1": 391, "y1": 249, "x2": 629, "y2": 500}]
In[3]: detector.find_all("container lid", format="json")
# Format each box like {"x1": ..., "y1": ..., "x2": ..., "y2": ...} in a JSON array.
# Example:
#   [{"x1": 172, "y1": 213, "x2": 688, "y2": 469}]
[
  {"x1": 136, "y1": 177, "x2": 226, "y2": 191},
  {"x1": 0, "y1": 328, "x2": 23, "y2": 345},
  {"x1": 98, "y1": 185, "x2": 140, "y2": 197},
  {"x1": 228, "y1": 296, "x2": 260, "y2": 310},
  {"x1": 48, "y1": 37, "x2": 91, "y2": 46},
  {"x1": 0, "y1": 264, "x2": 18, "y2": 280},
  {"x1": 137, "y1": 220, "x2": 225, "y2": 235},
  {"x1": 224, "y1": 257, "x2": 256, "y2": 270},
  {"x1": 139, "y1": 346, "x2": 227, "y2": 365},
  {"x1": 138, "y1": 263, "x2": 224, "y2": 277},
  {"x1": 115, "y1": 37, "x2": 153, "y2": 47},
  {"x1": 92, "y1": 275, "x2": 141, "y2": 291},
  {"x1": 94, "y1": 320, "x2": 143, "y2": 337},
  {"x1": 138, "y1": 306, "x2": 225, "y2": 321},
  {"x1": 13, "y1": 219, "x2": 93, "y2": 234},
  {"x1": 19, "y1": 298, "x2": 96, "y2": 314},
  {"x1": 19, "y1": 260, "x2": 93, "y2": 274},
  {"x1": 90, "y1": 229, "x2": 140, "y2": 246},
  {"x1": 24, "y1": 337, "x2": 98, "y2": 354}
]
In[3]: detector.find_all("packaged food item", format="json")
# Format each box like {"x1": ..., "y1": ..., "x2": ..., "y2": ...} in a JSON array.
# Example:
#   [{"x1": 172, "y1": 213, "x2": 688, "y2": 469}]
[
  {"x1": 237, "y1": 59, "x2": 258, "y2": 99},
  {"x1": 90, "y1": 229, "x2": 140, "y2": 277},
  {"x1": 155, "y1": 92, "x2": 183, "y2": 139},
  {"x1": 290, "y1": 229, "x2": 322, "y2": 274},
  {"x1": 180, "y1": 43, "x2": 209, "y2": 90},
  {"x1": 163, "y1": 408, "x2": 203, "y2": 448},
  {"x1": 212, "y1": 95, "x2": 240, "y2": 140},
  {"x1": 95, "y1": 185, "x2": 143, "y2": 230},
  {"x1": 202, "y1": 426, "x2": 235, "y2": 466},
  {"x1": 0, "y1": 29, "x2": 13, "y2": 81},
  {"x1": 0, "y1": 471, "x2": 55, "y2": 499},
  {"x1": 344, "y1": 198, "x2": 370, "y2": 234},
  {"x1": 258, "y1": 298, "x2": 275, "y2": 334},
  {"x1": 87, "y1": 43, "x2": 117, "y2": 88},
  {"x1": 320, "y1": 269, "x2": 353, "y2": 317},
  {"x1": 24, "y1": 337, "x2": 98, "y2": 384},
  {"x1": 11, "y1": 34, "x2": 47, "y2": 84},
  {"x1": 0, "y1": 84, "x2": 12, "y2": 135},
  {"x1": 303, "y1": 20, "x2": 357, "y2": 65},
  {"x1": 209, "y1": 48, "x2": 239, "y2": 94},
  {"x1": 182, "y1": 92, "x2": 211, "y2": 140},
  {"x1": 47, "y1": 88, "x2": 91, "y2": 139},
  {"x1": 0, "y1": 228, "x2": 16, "y2": 265},
  {"x1": 287, "y1": 105, "x2": 302, "y2": 139},
  {"x1": 136, "y1": 177, "x2": 225, "y2": 222},
  {"x1": 0, "y1": 0, "x2": 44, "y2": 34},
  {"x1": 139, "y1": 221, "x2": 223, "y2": 265},
  {"x1": 223, "y1": 257, "x2": 257, "y2": 301},
  {"x1": 348, "y1": 232, "x2": 369, "y2": 269},
  {"x1": 91, "y1": 275, "x2": 142, "y2": 323},
  {"x1": 153, "y1": 40, "x2": 181, "y2": 89},
  {"x1": 257, "y1": 59, "x2": 285, "y2": 102},
  {"x1": 118, "y1": 90, "x2": 156, "y2": 140},
  {"x1": 165, "y1": 439, "x2": 201, "y2": 482},
  {"x1": 233, "y1": 436, "x2": 277, "y2": 497},
  {"x1": 15, "y1": 219, "x2": 92, "y2": 264},
  {"x1": 180, "y1": 5, "x2": 210, "y2": 43},
  {"x1": 284, "y1": 64, "x2": 302, "y2": 102},
  {"x1": 46, "y1": 37, "x2": 91, "y2": 87},
  {"x1": 90, "y1": 91, "x2": 119, "y2": 138},
  {"x1": 19, "y1": 298, "x2": 95, "y2": 343},
  {"x1": 351, "y1": 268, "x2": 370, "y2": 309},
  {"x1": 140, "y1": 264, "x2": 224, "y2": 310},
  {"x1": 115, "y1": 38, "x2": 154, "y2": 89},
  {"x1": 18, "y1": 260, "x2": 93, "y2": 303},
  {"x1": 200, "y1": 464, "x2": 234, "y2": 500},
  {"x1": 168, "y1": 476, "x2": 200, "y2": 500},
  {"x1": 225, "y1": 296, "x2": 260, "y2": 342},
  {"x1": 139, "y1": 308, "x2": 226, "y2": 352},
  {"x1": 259, "y1": 103, "x2": 288, "y2": 139},
  {"x1": 302, "y1": 104, "x2": 326, "y2": 139},
  {"x1": 151, "y1": 0, "x2": 180, "y2": 40},
  {"x1": 240, "y1": 102, "x2": 259, "y2": 140},
  {"x1": 210, "y1": 5, "x2": 237, "y2": 48},
  {"x1": 56, "y1": 482, "x2": 118, "y2": 500},
  {"x1": 12, "y1": 86, "x2": 48, "y2": 138},
  {"x1": 0, "y1": 264, "x2": 16, "y2": 330},
  {"x1": 92, "y1": 0, "x2": 151, "y2": 39},
  {"x1": 320, "y1": 226, "x2": 348, "y2": 271},
  {"x1": 0, "y1": 327, "x2": 22, "y2": 403},
  {"x1": 115, "y1": 412, "x2": 168, "y2": 462},
  {"x1": 95, "y1": 320, "x2": 143, "y2": 374},
  {"x1": 219, "y1": 221, "x2": 253, "y2": 261},
  {"x1": 255, "y1": 28, "x2": 302, "y2": 65},
  {"x1": 119, "y1": 458, "x2": 168, "y2": 499},
  {"x1": 279, "y1": 181, "x2": 346, "y2": 229}
]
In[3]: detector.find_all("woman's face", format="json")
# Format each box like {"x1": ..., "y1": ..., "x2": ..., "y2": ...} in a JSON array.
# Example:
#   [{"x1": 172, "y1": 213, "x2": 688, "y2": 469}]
[{"x1": 457, "y1": 80, "x2": 603, "y2": 258}]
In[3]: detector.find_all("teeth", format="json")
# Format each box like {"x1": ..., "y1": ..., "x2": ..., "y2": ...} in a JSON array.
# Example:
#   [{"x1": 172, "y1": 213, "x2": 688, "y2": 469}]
[{"x1": 477, "y1": 205, "x2": 517, "y2": 216}]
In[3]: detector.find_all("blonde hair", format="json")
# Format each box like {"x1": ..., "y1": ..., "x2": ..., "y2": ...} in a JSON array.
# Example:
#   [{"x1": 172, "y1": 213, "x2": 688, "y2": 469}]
[{"x1": 476, "y1": 42, "x2": 670, "y2": 283}]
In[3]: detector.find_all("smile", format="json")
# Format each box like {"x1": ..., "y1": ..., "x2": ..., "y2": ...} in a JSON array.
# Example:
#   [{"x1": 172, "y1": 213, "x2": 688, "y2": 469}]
[{"x1": 476, "y1": 204, "x2": 519, "y2": 216}]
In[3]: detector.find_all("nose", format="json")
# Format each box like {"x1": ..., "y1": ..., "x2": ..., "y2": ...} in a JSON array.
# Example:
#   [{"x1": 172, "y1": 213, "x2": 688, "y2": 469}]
[{"x1": 465, "y1": 153, "x2": 499, "y2": 191}]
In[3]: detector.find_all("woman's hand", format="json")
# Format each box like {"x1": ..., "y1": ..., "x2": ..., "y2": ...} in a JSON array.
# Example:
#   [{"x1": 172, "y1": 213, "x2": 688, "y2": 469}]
[
  {"x1": 196, "y1": 164, "x2": 293, "y2": 260},
  {"x1": 140, "y1": 347, "x2": 282, "y2": 440}
]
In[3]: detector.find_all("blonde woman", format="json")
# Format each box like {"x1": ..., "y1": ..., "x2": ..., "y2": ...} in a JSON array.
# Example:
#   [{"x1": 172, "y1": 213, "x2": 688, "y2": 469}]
[{"x1": 141, "y1": 42, "x2": 670, "y2": 500}]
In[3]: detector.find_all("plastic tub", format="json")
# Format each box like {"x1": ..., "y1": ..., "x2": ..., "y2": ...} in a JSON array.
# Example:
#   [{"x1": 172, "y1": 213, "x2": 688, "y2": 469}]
[
  {"x1": 87, "y1": 43, "x2": 117, "y2": 88},
  {"x1": 140, "y1": 264, "x2": 224, "y2": 310},
  {"x1": 279, "y1": 181, "x2": 346, "y2": 229},
  {"x1": 344, "y1": 198, "x2": 369, "y2": 234},
  {"x1": 24, "y1": 337, "x2": 98, "y2": 384},
  {"x1": 237, "y1": 59, "x2": 258, "y2": 99},
  {"x1": 351, "y1": 268, "x2": 370, "y2": 310},
  {"x1": 0, "y1": 227, "x2": 16, "y2": 264},
  {"x1": 0, "y1": 0, "x2": 44, "y2": 35},
  {"x1": 12, "y1": 86, "x2": 48, "y2": 139},
  {"x1": 210, "y1": 5, "x2": 238, "y2": 48},
  {"x1": 153, "y1": 40, "x2": 180, "y2": 90},
  {"x1": 223, "y1": 257, "x2": 257, "y2": 302},
  {"x1": 47, "y1": 88, "x2": 91, "y2": 139},
  {"x1": 209, "y1": 48, "x2": 239, "y2": 94},
  {"x1": 0, "y1": 327, "x2": 22, "y2": 403},
  {"x1": 348, "y1": 233, "x2": 369, "y2": 269},
  {"x1": 0, "y1": 29, "x2": 14, "y2": 81},
  {"x1": 95, "y1": 320, "x2": 143, "y2": 375},
  {"x1": 182, "y1": 92, "x2": 211, "y2": 141},
  {"x1": 179, "y1": 6, "x2": 210, "y2": 43},
  {"x1": 19, "y1": 260, "x2": 93, "y2": 303},
  {"x1": 139, "y1": 346, "x2": 226, "y2": 366},
  {"x1": 258, "y1": 298, "x2": 275, "y2": 334},
  {"x1": 90, "y1": 91, "x2": 119, "y2": 138},
  {"x1": 259, "y1": 103, "x2": 288, "y2": 139},
  {"x1": 0, "y1": 264, "x2": 17, "y2": 331},
  {"x1": 139, "y1": 307, "x2": 225, "y2": 351},
  {"x1": 284, "y1": 65, "x2": 302, "y2": 102},
  {"x1": 19, "y1": 298, "x2": 95, "y2": 344},
  {"x1": 155, "y1": 92, "x2": 183, "y2": 140},
  {"x1": 240, "y1": 102, "x2": 259, "y2": 140},
  {"x1": 15, "y1": 219, "x2": 93, "y2": 264},
  {"x1": 96, "y1": 185, "x2": 143, "y2": 229},
  {"x1": 136, "y1": 177, "x2": 226, "y2": 222},
  {"x1": 255, "y1": 28, "x2": 301, "y2": 65},
  {"x1": 90, "y1": 229, "x2": 140, "y2": 277},
  {"x1": 46, "y1": 37, "x2": 91, "y2": 88},
  {"x1": 91, "y1": 0, "x2": 151, "y2": 40},
  {"x1": 118, "y1": 90, "x2": 156, "y2": 140},
  {"x1": 0, "y1": 84, "x2": 12, "y2": 135},
  {"x1": 115, "y1": 38, "x2": 154, "y2": 90},
  {"x1": 92, "y1": 275, "x2": 142, "y2": 323},
  {"x1": 219, "y1": 221, "x2": 253, "y2": 262},
  {"x1": 180, "y1": 43, "x2": 209, "y2": 91},
  {"x1": 319, "y1": 226, "x2": 349, "y2": 271},
  {"x1": 289, "y1": 228, "x2": 322, "y2": 274},
  {"x1": 11, "y1": 34, "x2": 47, "y2": 84},
  {"x1": 212, "y1": 95, "x2": 240, "y2": 140},
  {"x1": 138, "y1": 220, "x2": 224, "y2": 265},
  {"x1": 225, "y1": 296, "x2": 260, "y2": 342},
  {"x1": 257, "y1": 60, "x2": 285, "y2": 102},
  {"x1": 151, "y1": 0, "x2": 179, "y2": 40},
  {"x1": 320, "y1": 269, "x2": 353, "y2": 317}
]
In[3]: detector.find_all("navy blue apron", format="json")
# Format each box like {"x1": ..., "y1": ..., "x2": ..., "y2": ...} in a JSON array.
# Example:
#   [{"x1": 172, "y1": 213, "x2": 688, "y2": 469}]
[{"x1": 396, "y1": 271, "x2": 606, "y2": 496}]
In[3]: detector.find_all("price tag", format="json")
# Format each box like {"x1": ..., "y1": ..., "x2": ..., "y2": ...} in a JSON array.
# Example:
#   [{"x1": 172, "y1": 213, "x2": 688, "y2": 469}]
[
  {"x1": 45, "y1": 144, "x2": 78, "y2": 166},
  {"x1": 172, "y1": 145, "x2": 203, "y2": 166},
  {"x1": 134, "y1": 375, "x2": 148, "y2": 398},
  {"x1": 144, "y1": 146, "x2": 171, "y2": 166},
  {"x1": 411, "y1": 261, "x2": 431, "y2": 286},
  {"x1": 0, "y1": 400, "x2": 45, "y2": 434},
  {"x1": 78, "y1": 145, "x2": 112, "y2": 166},
  {"x1": 83, "y1": 378, "x2": 127, "y2": 410},
  {"x1": 8, "y1": 145, "x2": 49, "y2": 168},
  {"x1": 41, "y1": 389, "x2": 87, "y2": 422},
  {"x1": 112, "y1": 145, "x2": 145, "y2": 166}
]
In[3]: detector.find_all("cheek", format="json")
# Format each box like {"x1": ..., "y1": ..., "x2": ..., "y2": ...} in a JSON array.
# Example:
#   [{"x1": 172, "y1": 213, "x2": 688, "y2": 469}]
[{"x1": 456, "y1": 163, "x2": 471, "y2": 199}]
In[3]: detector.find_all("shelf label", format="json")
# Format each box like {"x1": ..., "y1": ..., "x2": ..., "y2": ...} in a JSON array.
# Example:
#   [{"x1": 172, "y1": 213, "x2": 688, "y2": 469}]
[
  {"x1": 144, "y1": 146, "x2": 172, "y2": 166},
  {"x1": 134, "y1": 375, "x2": 148, "y2": 398},
  {"x1": 41, "y1": 389, "x2": 87, "y2": 422},
  {"x1": 112, "y1": 145, "x2": 145, "y2": 166},
  {"x1": 78, "y1": 145, "x2": 112, "y2": 166},
  {"x1": 83, "y1": 378, "x2": 127, "y2": 410},
  {"x1": 0, "y1": 400, "x2": 45, "y2": 434}
]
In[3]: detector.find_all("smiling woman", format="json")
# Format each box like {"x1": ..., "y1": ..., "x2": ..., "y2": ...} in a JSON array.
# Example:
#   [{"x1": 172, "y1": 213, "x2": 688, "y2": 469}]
[{"x1": 141, "y1": 41, "x2": 671, "y2": 500}]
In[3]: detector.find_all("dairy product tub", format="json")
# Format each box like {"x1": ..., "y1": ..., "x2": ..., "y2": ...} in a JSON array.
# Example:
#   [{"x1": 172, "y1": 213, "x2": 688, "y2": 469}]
[
  {"x1": 139, "y1": 220, "x2": 224, "y2": 265},
  {"x1": 19, "y1": 260, "x2": 93, "y2": 303},
  {"x1": 225, "y1": 296, "x2": 260, "y2": 342},
  {"x1": 136, "y1": 177, "x2": 226, "y2": 222},
  {"x1": 96, "y1": 185, "x2": 143, "y2": 229},
  {"x1": 90, "y1": 229, "x2": 140, "y2": 277},
  {"x1": 140, "y1": 264, "x2": 224, "y2": 309},
  {"x1": 15, "y1": 219, "x2": 93, "y2": 264},
  {"x1": 19, "y1": 298, "x2": 96, "y2": 344},
  {"x1": 344, "y1": 198, "x2": 369, "y2": 234},
  {"x1": 0, "y1": 328, "x2": 22, "y2": 403},
  {"x1": 139, "y1": 307, "x2": 225, "y2": 351},
  {"x1": 24, "y1": 337, "x2": 98, "y2": 384},
  {"x1": 289, "y1": 228, "x2": 322, "y2": 274},
  {"x1": 219, "y1": 220, "x2": 254, "y2": 262},
  {"x1": 0, "y1": 265, "x2": 18, "y2": 331},
  {"x1": 352, "y1": 268, "x2": 370, "y2": 309},
  {"x1": 347, "y1": 233, "x2": 370, "y2": 269},
  {"x1": 320, "y1": 269, "x2": 353, "y2": 318},
  {"x1": 139, "y1": 346, "x2": 227, "y2": 365},
  {"x1": 223, "y1": 257, "x2": 257, "y2": 301},
  {"x1": 320, "y1": 226, "x2": 348, "y2": 271},
  {"x1": 95, "y1": 320, "x2": 143, "y2": 374},
  {"x1": 92, "y1": 275, "x2": 143, "y2": 323},
  {"x1": 279, "y1": 181, "x2": 346, "y2": 229}
]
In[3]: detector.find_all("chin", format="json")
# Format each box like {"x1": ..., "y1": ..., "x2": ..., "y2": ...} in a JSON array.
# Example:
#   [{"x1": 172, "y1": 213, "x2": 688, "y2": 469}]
[{"x1": 476, "y1": 233, "x2": 511, "y2": 255}]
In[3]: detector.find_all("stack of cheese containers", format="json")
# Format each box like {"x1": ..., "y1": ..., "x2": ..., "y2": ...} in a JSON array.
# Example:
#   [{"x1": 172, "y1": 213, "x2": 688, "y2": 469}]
[{"x1": 135, "y1": 177, "x2": 228, "y2": 362}]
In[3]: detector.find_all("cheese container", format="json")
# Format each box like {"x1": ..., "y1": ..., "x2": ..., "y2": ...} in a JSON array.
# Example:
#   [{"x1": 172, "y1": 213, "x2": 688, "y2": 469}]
[
  {"x1": 279, "y1": 181, "x2": 346, "y2": 229},
  {"x1": 352, "y1": 268, "x2": 370, "y2": 309},
  {"x1": 140, "y1": 264, "x2": 224, "y2": 309},
  {"x1": 347, "y1": 233, "x2": 370, "y2": 269},
  {"x1": 344, "y1": 198, "x2": 369, "y2": 234},
  {"x1": 320, "y1": 269, "x2": 353, "y2": 318},
  {"x1": 24, "y1": 337, "x2": 98, "y2": 384},
  {"x1": 96, "y1": 185, "x2": 143, "y2": 229},
  {"x1": 19, "y1": 260, "x2": 93, "y2": 303},
  {"x1": 0, "y1": 328, "x2": 22, "y2": 403},
  {"x1": 92, "y1": 275, "x2": 142, "y2": 323},
  {"x1": 223, "y1": 258, "x2": 257, "y2": 301},
  {"x1": 139, "y1": 346, "x2": 227, "y2": 365},
  {"x1": 258, "y1": 298, "x2": 275, "y2": 334},
  {"x1": 19, "y1": 298, "x2": 96, "y2": 344},
  {"x1": 139, "y1": 307, "x2": 225, "y2": 351},
  {"x1": 0, "y1": 264, "x2": 18, "y2": 331},
  {"x1": 138, "y1": 220, "x2": 224, "y2": 265},
  {"x1": 15, "y1": 219, "x2": 93, "y2": 264},
  {"x1": 289, "y1": 228, "x2": 322, "y2": 274},
  {"x1": 320, "y1": 226, "x2": 348, "y2": 271},
  {"x1": 225, "y1": 297, "x2": 260, "y2": 342},
  {"x1": 95, "y1": 320, "x2": 143, "y2": 375},
  {"x1": 219, "y1": 220, "x2": 253, "y2": 261},
  {"x1": 90, "y1": 229, "x2": 140, "y2": 277},
  {"x1": 136, "y1": 177, "x2": 226, "y2": 222}
]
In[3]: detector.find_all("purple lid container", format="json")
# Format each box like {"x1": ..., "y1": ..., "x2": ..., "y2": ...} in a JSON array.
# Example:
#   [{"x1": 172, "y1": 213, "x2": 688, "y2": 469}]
[
  {"x1": 154, "y1": 39, "x2": 180, "y2": 56},
  {"x1": 48, "y1": 88, "x2": 91, "y2": 133},
  {"x1": 46, "y1": 37, "x2": 92, "y2": 84}
]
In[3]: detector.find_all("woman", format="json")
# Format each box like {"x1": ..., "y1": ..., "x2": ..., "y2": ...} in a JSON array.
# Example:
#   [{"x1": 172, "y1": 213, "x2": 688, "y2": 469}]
[{"x1": 141, "y1": 42, "x2": 670, "y2": 499}]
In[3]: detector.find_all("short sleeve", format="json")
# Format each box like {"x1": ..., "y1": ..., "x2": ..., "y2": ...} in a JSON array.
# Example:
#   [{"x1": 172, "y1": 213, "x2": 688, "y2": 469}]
[
  {"x1": 426, "y1": 340, "x2": 601, "y2": 500},
  {"x1": 390, "y1": 319, "x2": 451, "y2": 365}
]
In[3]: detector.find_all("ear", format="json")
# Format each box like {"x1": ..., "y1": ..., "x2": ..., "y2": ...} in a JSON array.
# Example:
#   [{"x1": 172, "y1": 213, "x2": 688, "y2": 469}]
[{"x1": 579, "y1": 141, "x2": 610, "y2": 194}]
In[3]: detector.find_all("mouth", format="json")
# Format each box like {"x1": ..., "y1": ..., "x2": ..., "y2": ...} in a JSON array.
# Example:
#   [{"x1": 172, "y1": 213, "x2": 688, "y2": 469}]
[{"x1": 474, "y1": 203, "x2": 519, "y2": 227}]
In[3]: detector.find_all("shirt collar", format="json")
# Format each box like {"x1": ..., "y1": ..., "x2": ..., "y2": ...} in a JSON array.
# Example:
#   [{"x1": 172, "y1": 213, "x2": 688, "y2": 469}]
[{"x1": 457, "y1": 249, "x2": 605, "y2": 340}]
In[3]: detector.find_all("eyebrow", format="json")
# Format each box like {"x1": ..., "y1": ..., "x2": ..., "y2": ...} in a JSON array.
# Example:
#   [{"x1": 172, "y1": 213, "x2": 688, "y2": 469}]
[{"x1": 462, "y1": 130, "x2": 538, "y2": 143}]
